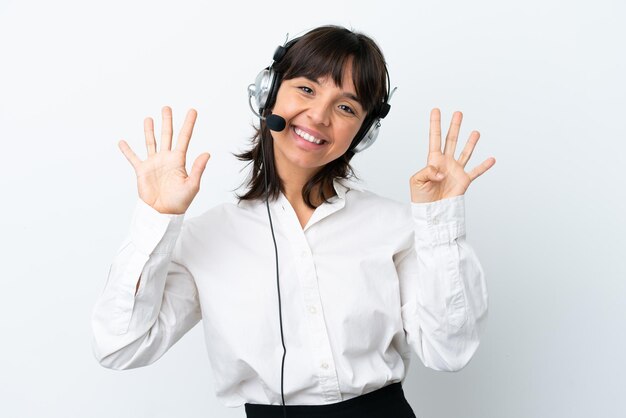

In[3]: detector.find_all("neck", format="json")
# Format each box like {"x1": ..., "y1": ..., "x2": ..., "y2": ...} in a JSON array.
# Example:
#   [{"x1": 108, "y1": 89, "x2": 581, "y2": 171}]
[{"x1": 280, "y1": 170, "x2": 336, "y2": 209}]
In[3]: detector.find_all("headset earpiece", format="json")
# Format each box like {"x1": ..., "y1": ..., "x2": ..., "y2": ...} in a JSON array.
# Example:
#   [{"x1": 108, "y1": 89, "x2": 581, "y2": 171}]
[
  {"x1": 248, "y1": 47, "x2": 287, "y2": 116},
  {"x1": 350, "y1": 117, "x2": 381, "y2": 153},
  {"x1": 249, "y1": 67, "x2": 275, "y2": 114}
]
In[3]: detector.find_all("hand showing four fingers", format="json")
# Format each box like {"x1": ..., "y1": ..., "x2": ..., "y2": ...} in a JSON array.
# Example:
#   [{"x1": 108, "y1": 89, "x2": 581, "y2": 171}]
[{"x1": 410, "y1": 108, "x2": 496, "y2": 204}]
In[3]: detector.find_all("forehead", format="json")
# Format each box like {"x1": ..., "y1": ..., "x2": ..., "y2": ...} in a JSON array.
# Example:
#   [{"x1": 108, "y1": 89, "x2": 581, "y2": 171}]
[
  {"x1": 311, "y1": 75, "x2": 356, "y2": 94},
  {"x1": 287, "y1": 54, "x2": 355, "y2": 85},
  {"x1": 298, "y1": 59, "x2": 358, "y2": 94}
]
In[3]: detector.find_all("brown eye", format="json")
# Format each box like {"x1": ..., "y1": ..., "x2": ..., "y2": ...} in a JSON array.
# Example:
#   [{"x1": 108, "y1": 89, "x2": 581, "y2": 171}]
[
  {"x1": 298, "y1": 86, "x2": 313, "y2": 94},
  {"x1": 339, "y1": 104, "x2": 355, "y2": 115}
]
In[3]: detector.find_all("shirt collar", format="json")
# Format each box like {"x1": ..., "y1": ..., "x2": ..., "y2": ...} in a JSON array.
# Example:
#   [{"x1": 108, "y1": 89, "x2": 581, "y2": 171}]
[
  {"x1": 235, "y1": 177, "x2": 365, "y2": 209},
  {"x1": 333, "y1": 177, "x2": 364, "y2": 200}
]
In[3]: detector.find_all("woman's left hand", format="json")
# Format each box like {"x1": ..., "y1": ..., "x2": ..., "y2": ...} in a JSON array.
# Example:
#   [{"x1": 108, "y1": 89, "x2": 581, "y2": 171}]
[{"x1": 410, "y1": 108, "x2": 496, "y2": 203}]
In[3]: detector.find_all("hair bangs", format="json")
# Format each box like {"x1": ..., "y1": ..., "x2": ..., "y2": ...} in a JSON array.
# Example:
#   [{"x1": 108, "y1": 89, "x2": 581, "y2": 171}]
[{"x1": 278, "y1": 29, "x2": 386, "y2": 115}]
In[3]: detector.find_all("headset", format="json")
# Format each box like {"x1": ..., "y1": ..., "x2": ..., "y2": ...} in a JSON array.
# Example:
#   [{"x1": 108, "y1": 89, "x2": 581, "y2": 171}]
[{"x1": 246, "y1": 31, "x2": 396, "y2": 417}]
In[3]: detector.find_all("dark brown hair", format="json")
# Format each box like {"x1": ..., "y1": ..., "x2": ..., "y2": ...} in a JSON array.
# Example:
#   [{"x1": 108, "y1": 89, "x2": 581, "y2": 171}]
[{"x1": 233, "y1": 25, "x2": 389, "y2": 209}]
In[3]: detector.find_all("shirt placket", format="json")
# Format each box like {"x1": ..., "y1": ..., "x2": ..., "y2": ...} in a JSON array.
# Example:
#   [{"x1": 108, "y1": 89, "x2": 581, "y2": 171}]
[{"x1": 273, "y1": 195, "x2": 344, "y2": 404}]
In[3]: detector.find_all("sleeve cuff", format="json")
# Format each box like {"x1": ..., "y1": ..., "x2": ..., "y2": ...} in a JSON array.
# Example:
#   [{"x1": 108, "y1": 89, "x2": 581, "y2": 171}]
[
  {"x1": 130, "y1": 198, "x2": 186, "y2": 256},
  {"x1": 411, "y1": 194, "x2": 466, "y2": 247}
]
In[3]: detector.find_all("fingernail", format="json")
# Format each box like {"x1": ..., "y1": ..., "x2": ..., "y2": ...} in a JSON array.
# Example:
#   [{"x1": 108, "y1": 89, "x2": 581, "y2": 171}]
[{"x1": 436, "y1": 172, "x2": 444, "y2": 179}]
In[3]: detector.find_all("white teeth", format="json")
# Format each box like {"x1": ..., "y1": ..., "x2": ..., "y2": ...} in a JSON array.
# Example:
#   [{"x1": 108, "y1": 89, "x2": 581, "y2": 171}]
[{"x1": 294, "y1": 127, "x2": 325, "y2": 145}]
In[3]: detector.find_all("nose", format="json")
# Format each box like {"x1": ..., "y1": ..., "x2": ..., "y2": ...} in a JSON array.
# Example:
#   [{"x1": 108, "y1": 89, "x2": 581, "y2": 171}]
[{"x1": 306, "y1": 99, "x2": 331, "y2": 127}]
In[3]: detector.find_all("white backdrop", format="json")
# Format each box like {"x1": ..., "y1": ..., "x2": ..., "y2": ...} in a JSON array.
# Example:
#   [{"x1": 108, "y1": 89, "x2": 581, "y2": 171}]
[{"x1": 1, "y1": 0, "x2": 624, "y2": 417}]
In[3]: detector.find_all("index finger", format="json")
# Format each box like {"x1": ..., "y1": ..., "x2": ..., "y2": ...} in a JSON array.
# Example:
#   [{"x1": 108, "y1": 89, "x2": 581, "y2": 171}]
[
  {"x1": 175, "y1": 108, "x2": 198, "y2": 155},
  {"x1": 429, "y1": 108, "x2": 442, "y2": 154}
]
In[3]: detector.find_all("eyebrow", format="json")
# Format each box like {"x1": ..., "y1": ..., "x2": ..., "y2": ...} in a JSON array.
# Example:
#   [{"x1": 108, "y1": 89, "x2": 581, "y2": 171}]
[{"x1": 305, "y1": 76, "x2": 362, "y2": 105}]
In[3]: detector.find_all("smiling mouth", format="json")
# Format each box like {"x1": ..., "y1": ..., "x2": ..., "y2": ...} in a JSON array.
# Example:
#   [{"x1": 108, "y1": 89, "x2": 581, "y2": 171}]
[{"x1": 292, "y1": 126, "x2": 327, "y2": 145}]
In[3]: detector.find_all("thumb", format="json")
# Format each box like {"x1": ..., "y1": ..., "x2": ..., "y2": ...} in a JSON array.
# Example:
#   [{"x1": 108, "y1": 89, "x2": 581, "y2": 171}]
[
  {"x1": 412, "y1": 165, "x2": 445, "y2": 185},
  {"x1": 189, "y1": 153, "x2": 211, "y2": 186}
]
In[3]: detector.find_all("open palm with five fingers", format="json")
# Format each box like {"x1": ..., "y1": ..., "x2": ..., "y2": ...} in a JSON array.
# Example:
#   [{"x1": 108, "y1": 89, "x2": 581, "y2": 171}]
[
  {"x1": 410, "y1": 108, "x2": 496, "y2": 204},
  {"x1": 118, "y1": 106, "x2": 211, "y2": 215}
]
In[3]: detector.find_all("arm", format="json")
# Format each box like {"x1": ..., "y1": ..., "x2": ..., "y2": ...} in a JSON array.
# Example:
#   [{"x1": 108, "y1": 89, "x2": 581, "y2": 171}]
[
  {"x1": 395, "y1": 194, "x2": 488, "y2": 371},
  {"x1": 91, "y1": 198, "x2": 202, "y2": 370},
  {"x1": 400, "y1": 107, "x2": 494, "y2": 370}
]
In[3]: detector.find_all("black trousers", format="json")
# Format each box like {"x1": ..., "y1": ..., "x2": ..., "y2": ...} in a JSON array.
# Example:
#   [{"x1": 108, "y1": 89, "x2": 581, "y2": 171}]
[{"x1": 244, "y1": 382, "x2": 417, "y2": 418}]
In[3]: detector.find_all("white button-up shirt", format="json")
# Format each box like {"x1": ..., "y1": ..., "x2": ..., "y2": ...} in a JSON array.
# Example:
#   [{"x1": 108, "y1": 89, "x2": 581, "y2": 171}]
[{"x1": 91, "y1": 177, "x2": 488, "y2": 407}]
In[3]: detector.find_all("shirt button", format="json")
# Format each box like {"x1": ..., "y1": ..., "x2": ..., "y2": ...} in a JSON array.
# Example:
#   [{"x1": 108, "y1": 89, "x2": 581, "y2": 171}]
[
  {"x1": 308, "y1": 306, "x2": 317, "y2": 314},
  {"x1": 431, "y1": 216, "x2": 439, "y2": 225},
  {"x1": 321, "y1": 362, "x2": 329, "y2": 369}
]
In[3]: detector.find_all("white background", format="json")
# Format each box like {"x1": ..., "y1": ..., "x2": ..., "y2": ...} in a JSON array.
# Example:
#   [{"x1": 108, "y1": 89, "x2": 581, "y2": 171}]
[{"x1": 1, "y1": 0, "x2": 624, "y2": 417}]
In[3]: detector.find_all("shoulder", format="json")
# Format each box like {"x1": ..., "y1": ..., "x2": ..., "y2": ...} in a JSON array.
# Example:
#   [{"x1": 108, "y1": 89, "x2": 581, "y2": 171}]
[
  {"x1": 188, "y1": 200, "x2": 250, "y2": 226},
  {"x1": 342, "y1": 179, "x2": 409, "y2": 214},
  {"x1": 337, "y1": 180, "x2": 414, "y2": 249},
  {"x1": 340, "y1": 179, "x2": 412, "y2": 227}
]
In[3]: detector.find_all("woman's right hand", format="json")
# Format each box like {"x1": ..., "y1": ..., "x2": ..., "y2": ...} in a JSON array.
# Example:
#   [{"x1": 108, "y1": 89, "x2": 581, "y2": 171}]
[{"x1": 118, "y1": 106, "x2": 211, "y2": 215}]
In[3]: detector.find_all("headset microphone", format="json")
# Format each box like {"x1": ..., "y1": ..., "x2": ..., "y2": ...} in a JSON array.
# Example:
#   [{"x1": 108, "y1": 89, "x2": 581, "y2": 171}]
[{"x1": 265, "y1": 114, "x2": 286, "y2": 132}]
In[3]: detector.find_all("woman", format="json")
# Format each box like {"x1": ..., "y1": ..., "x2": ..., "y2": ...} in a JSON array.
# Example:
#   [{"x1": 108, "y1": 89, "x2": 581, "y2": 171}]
[{"x1": 92, "y1": 25, "x2": 495, "y2": 418}]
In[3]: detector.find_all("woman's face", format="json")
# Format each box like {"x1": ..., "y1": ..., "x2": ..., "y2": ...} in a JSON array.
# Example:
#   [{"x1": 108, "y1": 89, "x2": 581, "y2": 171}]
[{"x1": 270, "y1": 61, "x2": 366, "y2": 182}]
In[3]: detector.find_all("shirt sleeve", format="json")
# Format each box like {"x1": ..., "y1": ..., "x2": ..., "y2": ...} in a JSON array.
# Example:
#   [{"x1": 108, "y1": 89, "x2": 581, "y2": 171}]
[
  {"x1": 91, "y1": 198, "x2": 202, "y2": 370},
  {"x1": 395, "y1": 194, "x2": 488, "y2": 372}
]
